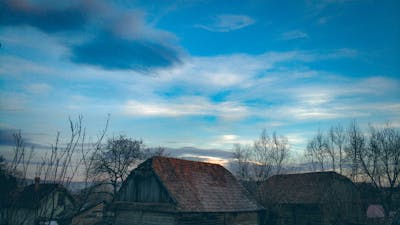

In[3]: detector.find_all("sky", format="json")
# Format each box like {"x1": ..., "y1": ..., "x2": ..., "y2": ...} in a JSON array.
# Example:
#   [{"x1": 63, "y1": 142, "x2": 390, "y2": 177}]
[{"x1": 0, "y1": 0, "x2": 399, "y2": 164}]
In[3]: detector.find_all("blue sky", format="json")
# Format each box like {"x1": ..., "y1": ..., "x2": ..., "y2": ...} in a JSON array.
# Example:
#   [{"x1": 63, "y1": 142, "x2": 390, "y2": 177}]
[{"x1": 0, "y1": 0, "x2": 399, "y2": 164}]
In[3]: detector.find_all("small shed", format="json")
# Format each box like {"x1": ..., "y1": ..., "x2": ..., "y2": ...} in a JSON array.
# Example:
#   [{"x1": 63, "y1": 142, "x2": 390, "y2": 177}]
[
  {"x1": 257, "y1": 171, "x2": 364, "y2": 225},
  {"x1": 1, "y1": 178, "x2": 75, "y2": 225},
  {"x1": 108, "y1": 156, "x2": 265, "y2": 225}
]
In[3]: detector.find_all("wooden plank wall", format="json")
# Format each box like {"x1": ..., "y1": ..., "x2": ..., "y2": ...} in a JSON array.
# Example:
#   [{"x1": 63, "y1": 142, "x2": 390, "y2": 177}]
[
  {"x1": 119, "y1": 173, "x2": 171, "y2": 203},
  {"x1": 113, "y1": 211, "x2": 261, "y2": 225},
  {"x1": 114, "y1": 211, "x2": 176, "y2": 225}
]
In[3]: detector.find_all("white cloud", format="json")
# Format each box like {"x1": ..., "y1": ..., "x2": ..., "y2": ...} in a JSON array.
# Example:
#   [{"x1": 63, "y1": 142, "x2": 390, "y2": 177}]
[
  {"x1": 152, "y1": 51, "x2": 320, "y2": 94},
  {"x1": 123, "y1": 97, "x2": 249, "y2": 120},
  {"x1": 297, "y1": 92, "x2": 333, "y2": 105},
  {"x1": 265, "y1": 100, "x2": 400, "y2": 122},
  {"x1": 0, "y1": 55, "x2": 55, "y2": 77},
  {"x1": 207, "y1": 134, "x2": 253, "y2": 150},
  {"x1": 115, "y1": 51, "x2": 398, "y2": 125},
  {"x1": 180, "y1": 154, "x2": 230, "y2": 166},
  {"x1": 281, "y1": 30, "x2": 309, "y2": 40},
  {"x1": 0, "y1": 92, "x2": 28, "y2": 111},
  {"x1": 278, "y1": 106, "x2": 347, "y2": 120},
  {"x1": 354, "y1": 76, "x2": 400, "y2": 95},
  {"x1": 25, "y1": 83, "x2": 52, "y2": 95},
  {"x1": 307, "y1": 0, "x2": 355, "y2": 11},
  {"x1": 286, "y1": 133, "x2": 308, "y2": 145},
  {"x1": 221, "y1": 134, "x2": 239, "y2": 142},
  {"x1": 0, "y1": 26, "x2": 71, "y2": 59},
  {"x1": 195, "y1": 14, "x2": 255, "y2": 32}
]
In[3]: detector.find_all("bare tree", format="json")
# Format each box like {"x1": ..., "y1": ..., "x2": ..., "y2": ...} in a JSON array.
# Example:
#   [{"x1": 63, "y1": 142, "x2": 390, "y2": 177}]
[
  {"x1": 306, "y1": 130, "x2": 328, "y2": 171},
  {"x1": 270, "y1": 132, "x2": 290, "y2": 175},
  {"x1": 253, "y1": 129, "x2": 290, "y2": 180},
  {"x1": 346, "y1": 120, "x2": 365, "y2": 182},
  {"x1": 8, "y1": 131, "x2": 34, "y2": 180},
  {"x1": 356, "y1": 123, "x2": 400, "y2": 224},
  {"x1": 326, "y1": 128, "x2": 337, "y2": 172},
  {"x1": 304, "y1": 121, "x2": 399, "y2": 225},
  {"x1": 92, "y1": 135, "x2": 144, "y2": 198},
  {"x1": 231, "y1": 129, "x2": 290, "y2": 181},
  {"x1": 71, "y1": 116, "x2": 109, "y2": 213},
  {"x1": 329, "y1": 124, "x2": 347, "y2": 174},
  {"x1": 253, "y1": 129, "x2": 273, "y2": 180},
  {"x1": 1, "y1": 115, "x2": 109, "y2": 225},
  {"x1": 143, "y1": 146, "x2": 169, "y2": 158},
  {"x1": 232, "y1": 144, "x2": 251, "y2": 181}
]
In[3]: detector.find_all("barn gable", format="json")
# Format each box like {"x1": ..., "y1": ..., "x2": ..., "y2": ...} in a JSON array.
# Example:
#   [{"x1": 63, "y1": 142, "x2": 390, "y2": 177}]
[
  {"x1": 118, "y1": 156, "x2": 262, "y2": 213},
  {"x1": 152, "y1": 157, "x2": 262, "y2": 212},
  {"x1": 111, "y1": 157, "x2": 265, "y2": 225},
  {"x1": 117, "y1": 159, "x2": 174, "y2": 204}
]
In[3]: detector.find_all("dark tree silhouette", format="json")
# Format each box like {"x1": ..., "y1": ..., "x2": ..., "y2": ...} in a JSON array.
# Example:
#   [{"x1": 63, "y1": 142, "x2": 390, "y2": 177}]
[{"x1": 92, "y1": 135, "x2": 144, "y2": 198}]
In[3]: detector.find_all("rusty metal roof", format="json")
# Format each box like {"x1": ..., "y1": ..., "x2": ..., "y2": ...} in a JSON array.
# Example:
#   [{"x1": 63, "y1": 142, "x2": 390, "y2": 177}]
[{"x1": 138, "y1": 156, "x2": 263, "y2": 212}]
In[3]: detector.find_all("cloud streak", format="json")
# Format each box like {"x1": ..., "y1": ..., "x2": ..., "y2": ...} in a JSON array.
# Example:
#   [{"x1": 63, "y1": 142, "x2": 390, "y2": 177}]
[
  {"x1": 195, "y1": 14, "x2": 255, "y2": 32},
  {"x1": 25, "y1": 83, "x2": 52, "y2": 95},
  {"x1": 123, "y1": 97, "x2": 248, "y2": 120},
  {"x1": 281, "y1": 30, "x2": 309, "y2": 40}
]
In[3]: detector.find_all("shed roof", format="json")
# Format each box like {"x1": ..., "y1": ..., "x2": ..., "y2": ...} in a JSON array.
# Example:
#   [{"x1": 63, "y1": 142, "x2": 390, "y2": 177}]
[
  {"x1": 126, "y1": 156, "x2": 263, "y2": 212},
  {"x1": 258, "y1": 171, "x2": 355, "y2": 204},
  {"x1": 13, "y1": 183, "x2": 72, "y2": 208}
]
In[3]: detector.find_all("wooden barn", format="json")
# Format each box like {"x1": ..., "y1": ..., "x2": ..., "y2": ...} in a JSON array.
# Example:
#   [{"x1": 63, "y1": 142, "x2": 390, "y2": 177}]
[
  {"x1": 107, "y1": 156, "x2": 265, "y2": 225},
  {"x1": 257, "y1": 172, "x2": 364, "y2": 225}
]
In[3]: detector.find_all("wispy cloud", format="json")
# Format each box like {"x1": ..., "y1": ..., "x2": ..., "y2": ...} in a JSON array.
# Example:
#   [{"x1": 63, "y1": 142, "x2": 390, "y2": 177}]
[
  {"x1": 0, "y1": 92, "x2": 27, "y2": 112},
  {"x1": 221, "y1": 134, "x2": 239, "y2": 142},
  {"x1": 306, "y1": 0, "x2": 355, "y2": 11},
  {"x1": 281, "y1": 30, "x2": 309, "y2": 40},
  {"x1": 208, "y1": 134, "x2": 253, "y2": 150},
  {"x1": 167, "y1": 146, "x2": 233, "y2": 159},
  {"x1": 123, "y1": 97, "x2": 248, "y2": 120},
  {"x1": 25, "y1": 83, "x2": 52, "y2": 95},
  {"x1": 305, "y1": 0, "x2": 358, "y2": 25},
  {"x1": 112, "y1": 50, "x2": 400, "y2": 130},
  {"x1": 195, "y1": 14, "x2": 255, "y2": 32}
]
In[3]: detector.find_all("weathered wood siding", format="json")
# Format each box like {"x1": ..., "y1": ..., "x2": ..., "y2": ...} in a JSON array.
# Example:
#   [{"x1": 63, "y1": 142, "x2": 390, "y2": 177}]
[
  {"x1": 178, "y1": 213, "x2": 224, "y2": 225},
  {"x1": 109, "y1": 203, "x2": 261, "y2": 225},
  {"x1": 118, "y1": 172, "x2": 171, "y2": 203},
  {"x1": 178, "y1": 212, "x2": 260, "y2": 225},
  {"x1": 114, "y1": 210, "x2": 176, "y2": 225},
  {"x1": 224, "y1": 211, "x2": 260, "y2": 225},
  {"x1": 276, "y1": 204, "x2": 322, "y2": 225}
]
